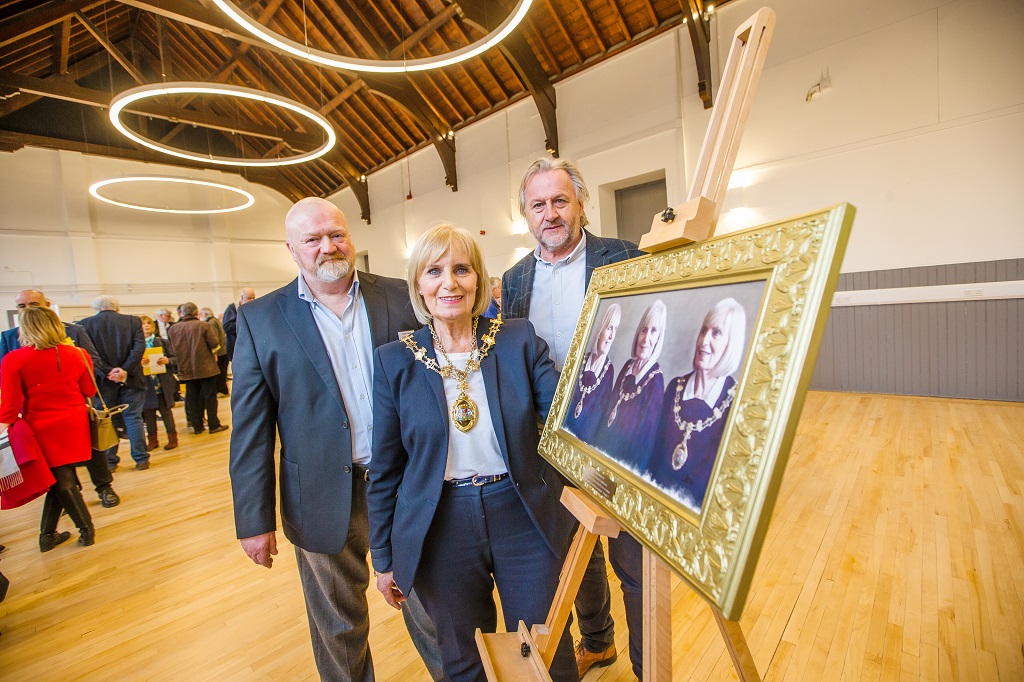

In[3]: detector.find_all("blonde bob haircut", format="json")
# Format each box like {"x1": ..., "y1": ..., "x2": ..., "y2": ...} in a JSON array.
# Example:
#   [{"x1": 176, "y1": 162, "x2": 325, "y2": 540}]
[
  {"x1": 18, "y1": 306, "x2": 67, "y2": 349},
  {"x1": 631, "y1": 299, "x2": 667, "y2": 366},
  {"x1": 696, "y1": 297, "x2": 747, "y2": 379},
  {"x1": 407, "y1": 223, "x2": 491, "y2": 325}
]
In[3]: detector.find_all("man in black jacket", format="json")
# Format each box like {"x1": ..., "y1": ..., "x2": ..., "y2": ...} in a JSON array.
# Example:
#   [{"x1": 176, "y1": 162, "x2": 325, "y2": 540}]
[
  {"x1": 0, "y1": 290, "x2": 120, "y2": 507},
  {"x1": 79, "y1": 296, "x2": 149, "y2": 471},
  {"x1": 221, "y1": 287, "x2": 255, "y2": 364}
]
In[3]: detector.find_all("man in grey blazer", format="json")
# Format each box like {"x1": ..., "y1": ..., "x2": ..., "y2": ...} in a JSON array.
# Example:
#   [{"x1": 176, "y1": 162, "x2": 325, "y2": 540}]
[
  {"x1": 229, "y1": 198, "x2": 440, "y2": 682},
  {"x1": 501, "y1": 157, "x2": 645, "y2": 680}
]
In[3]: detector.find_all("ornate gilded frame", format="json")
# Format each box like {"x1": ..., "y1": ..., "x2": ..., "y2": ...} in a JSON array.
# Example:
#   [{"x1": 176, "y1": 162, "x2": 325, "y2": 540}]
[{"x1": 539, "y1": 204, "x2": 855, "y2": 619}]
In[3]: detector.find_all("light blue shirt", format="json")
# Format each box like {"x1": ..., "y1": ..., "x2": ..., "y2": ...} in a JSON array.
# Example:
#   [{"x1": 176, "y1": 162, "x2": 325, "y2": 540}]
[
  {"x1": 528, "y1": 232, "x2": 587, "y2": 370},
  {"x1": 297, "y1": 273, "x2": 375, "y2": 465}
]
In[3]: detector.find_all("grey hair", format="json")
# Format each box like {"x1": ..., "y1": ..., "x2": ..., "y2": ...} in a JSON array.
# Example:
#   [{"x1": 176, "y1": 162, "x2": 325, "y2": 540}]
[
  {"x1": 92, "y1": 295, "x2": 119, "y2": 312},
  {"x1": 199, "y1": 307, "x2": 215, "y2": 318},
  {"x1": 517, "y1": 157, "x2": 590, "y2": 228},
  {"x1": 178, "y1": 302, "x2": 199, "y2": 317},
  {"x1": 697, "y1": 298, "x2": 747, "y2": 379}
]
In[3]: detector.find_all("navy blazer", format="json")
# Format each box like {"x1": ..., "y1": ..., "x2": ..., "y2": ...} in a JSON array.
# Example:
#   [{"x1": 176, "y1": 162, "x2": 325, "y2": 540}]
[
  {"x1": 367, "y1": 317, "x2": 576, "y2": 594},
  {"x1": 229, "y1": 273, "x2": 418, "y2": 554},
  {"x1": 501, "y1": 230, "x2": 644, "y2": 321},
  {"x1": 78, "y1": 310, "x2": 146, "y2": 390},
  {"x1": 0, "y1": 322, "x2": 103, "y2": 383}
]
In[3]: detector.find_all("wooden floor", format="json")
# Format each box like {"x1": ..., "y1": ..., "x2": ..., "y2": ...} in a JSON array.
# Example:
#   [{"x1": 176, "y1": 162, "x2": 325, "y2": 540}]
[{"x1": 0, "y1": 391, "x2": 1021, "y2": 681}]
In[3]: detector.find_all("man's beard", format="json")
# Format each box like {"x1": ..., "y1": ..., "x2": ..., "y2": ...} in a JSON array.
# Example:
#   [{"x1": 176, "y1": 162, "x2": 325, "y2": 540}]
[{"x1": 313, "y1": 254, "x2": 352, "y2": 283}]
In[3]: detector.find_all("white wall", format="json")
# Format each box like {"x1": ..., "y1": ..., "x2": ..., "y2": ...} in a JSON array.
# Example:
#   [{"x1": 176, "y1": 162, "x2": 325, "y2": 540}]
[{"x1": 1, "y1": 0, "x2": 1021, "y2": 328}]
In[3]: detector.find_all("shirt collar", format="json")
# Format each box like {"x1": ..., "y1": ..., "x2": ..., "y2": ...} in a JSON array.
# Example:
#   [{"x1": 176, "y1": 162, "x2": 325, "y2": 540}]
[
  {"x1": 534, "y1": 230, "x2": 587, "y2": 267},
  {"x1": 297, "y1": 271, "x2": 360, "y2": 306}
]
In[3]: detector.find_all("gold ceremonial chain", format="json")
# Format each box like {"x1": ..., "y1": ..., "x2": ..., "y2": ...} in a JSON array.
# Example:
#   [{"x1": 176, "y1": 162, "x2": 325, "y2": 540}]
[
  {"x1": 402, "y1": 316, "x2": 502, "y2": 432},
  {"x1": 670, "y1": 375, "x2": 736, "y2": 470},
  {"x1": 574, "y1": 353, "x2": 611, "y2": 419},
  {"x1": 606, "y1": 359, "x2": 662, "y2": 427}
]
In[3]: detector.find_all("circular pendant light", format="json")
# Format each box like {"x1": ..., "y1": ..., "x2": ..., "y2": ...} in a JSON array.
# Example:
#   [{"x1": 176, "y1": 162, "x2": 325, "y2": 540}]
[
  {"x1": 89, "y1": 176, "x2": 256, "y2": 214},
  {"x1": 109, "y1": 82, "x2": 336, "y2": 167},
  {"x1": 211, "y1": 0, "x2": 533, "y2": 73}
]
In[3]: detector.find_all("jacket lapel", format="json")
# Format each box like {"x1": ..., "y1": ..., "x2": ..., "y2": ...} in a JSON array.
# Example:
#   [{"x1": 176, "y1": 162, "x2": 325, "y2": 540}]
[
  {"x1": 583, "y1": 230, "x2": 608, "y2": 290},
  {"x1": 514, "y1": 258, "x2": 537, "y2": 319},
  {"x1": 410, "y1": 325, "x2": 449, "y2": 425},
  {"x1": 278, "y1": 281, "x2": 346, "y2": 413},
  {"x1": 479, "y1": 321, "x2": 511, "y2": 469},
  {"x1": 358, "y1": 271, "x2": 391, "y2": 348}
]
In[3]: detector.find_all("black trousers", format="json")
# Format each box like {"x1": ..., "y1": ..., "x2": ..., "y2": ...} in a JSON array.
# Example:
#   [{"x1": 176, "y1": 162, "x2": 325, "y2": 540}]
[
  {"x1": 79, "y1": 447, "x2": 113, "y2": 492},
  {"x1": 144, "y1": 391, "x2": 177, "y2": 436},
  {"x1": 412, "y1": 477, "x2": 578, "y2": 682},
  {"x1": 183, "y1": 376, "x2": 220, "y2": 432},
  {"x1": 216, "y1": 354, "x2": 230, "y2": 394}
]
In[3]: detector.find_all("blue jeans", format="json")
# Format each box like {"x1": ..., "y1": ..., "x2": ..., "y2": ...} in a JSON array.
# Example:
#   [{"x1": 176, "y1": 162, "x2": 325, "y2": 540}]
[{"x1": 100, "y1": 384, "x2": 147, "y2": 466}]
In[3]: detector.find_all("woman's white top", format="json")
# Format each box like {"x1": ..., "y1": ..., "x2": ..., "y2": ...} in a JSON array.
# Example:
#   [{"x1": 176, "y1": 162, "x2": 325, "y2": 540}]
[{"x1": 436, "y1": 350, "x2": 508, "y2": 480}]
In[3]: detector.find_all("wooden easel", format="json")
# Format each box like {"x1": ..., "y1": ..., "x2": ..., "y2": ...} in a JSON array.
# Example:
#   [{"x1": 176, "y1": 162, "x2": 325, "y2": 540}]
[{"x1": 477, "y1": 7, "x2": 775, "y2": 681}]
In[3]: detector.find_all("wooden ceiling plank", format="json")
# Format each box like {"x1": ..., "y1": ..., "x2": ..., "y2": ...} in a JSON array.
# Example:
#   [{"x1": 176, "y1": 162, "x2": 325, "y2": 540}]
[
  {"x1": 0, "y1": 0, "x2": 103, "y2": 49},
  {"x1": 55, "y1": 18, "x2": 72, "y2": 74},
  {"x1": 524, "y1": 15, "x2": 560, "y2": 73},
  {"x1": 640, "y1": 0, "x2": 660, "y2": 27},
  {"x1": 74, "y1": 10, "x2": 145, "y2": 84},
  {"x1": 576, "y1": 1, "x2": 608, "y2": 52},
  {"x1": 319, "y1": 0, "x2": 389, "y2": 56},
  {"x1": 386, "y1": 4, "x2": 458, "y2": 58},
  {"x1": 605, "y1": 0, "x2": 633, "y2": 43},
  {"x1": 541, "y1": 0, "x2": 584, "y2": 64}
]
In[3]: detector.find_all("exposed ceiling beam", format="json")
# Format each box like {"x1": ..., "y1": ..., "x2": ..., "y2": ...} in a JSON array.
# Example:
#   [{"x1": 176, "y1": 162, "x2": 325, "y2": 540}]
[
  {"x1": 55, "y1": 18, "x2": 72, "y2": 74},
  {"x1": 74, "y1": 11, "x2": 146, "y2": 85},
  {"x1": 0, "y1": 71, "x2": 328, "y2": 150},
  {"x1": 385, "y1": 5, "x2": 459, "y2": 58},
  {"x1": 0, "y1": 129, "x2": 303, "y2": 201},
  {"x1": 459, "y1": 0, "x2": 559, "y2": 155},
  {"x1": 685, "y1": 0, "x2": 714, "y2": 108},
  {"x1": 0, "y1": 0, "x2": 102, "y2": 48},
  {"x1": 363, "y1": 74, "x2": 458, "y2": 191}
]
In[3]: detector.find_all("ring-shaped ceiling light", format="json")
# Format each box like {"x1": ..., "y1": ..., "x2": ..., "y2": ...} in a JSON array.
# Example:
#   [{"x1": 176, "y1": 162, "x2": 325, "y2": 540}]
[
  {"x1": 89, "y1": 176, "x2": 256, "y2": 214},
  {"x1": 109, "y1": 82, "x2": 336, "y2": 167},
  {"x1": 212, "y1": 0, "x2": 533, "y2": 73}
]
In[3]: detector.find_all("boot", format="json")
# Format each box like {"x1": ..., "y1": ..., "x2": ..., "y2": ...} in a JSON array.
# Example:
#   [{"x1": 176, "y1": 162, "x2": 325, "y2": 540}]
[
  {"x1": 59, "y1": 485, "x2": 95, "y2": 547},
  {"x1": 163, "y1": 432, "x2": 178, "y2": 451},
  {"x1": 39, "y1": 489, "x2": 71, "y2": 552},
  {"x1": 147, "y1": 432, "x2": 159, "y2": 451}
]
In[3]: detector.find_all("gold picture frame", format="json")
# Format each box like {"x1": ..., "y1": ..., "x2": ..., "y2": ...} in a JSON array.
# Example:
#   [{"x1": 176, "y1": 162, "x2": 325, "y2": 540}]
[{"x1": 539, "y1": 204, "x2": 855, "y2": 619}]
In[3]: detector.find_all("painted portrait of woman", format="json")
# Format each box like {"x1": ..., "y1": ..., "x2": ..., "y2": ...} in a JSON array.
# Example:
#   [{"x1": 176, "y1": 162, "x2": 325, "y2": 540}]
[{"x1": 562, "y1": 303, "x2": 621, "y2": 444}]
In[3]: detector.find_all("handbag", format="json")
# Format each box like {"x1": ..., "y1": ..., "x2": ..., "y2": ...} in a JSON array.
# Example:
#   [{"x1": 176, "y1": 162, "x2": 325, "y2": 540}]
[{"x1": 75, "y1": 347, "x2": 128, "y2": 451}]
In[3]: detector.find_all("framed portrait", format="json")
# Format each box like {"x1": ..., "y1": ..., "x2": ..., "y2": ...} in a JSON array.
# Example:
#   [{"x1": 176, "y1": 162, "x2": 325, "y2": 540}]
[{"x1": 539, "y1": 204, "x2": 855, "y2": 619}]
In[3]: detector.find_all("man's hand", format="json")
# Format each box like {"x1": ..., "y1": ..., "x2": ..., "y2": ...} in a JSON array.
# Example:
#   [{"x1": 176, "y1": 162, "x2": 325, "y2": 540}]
[
  {"x1": 240, "y1": 532, "x2": 278, "y2": 568},
  {"x1": 106, "y1": 367, "x2": 127, "y2": 382},
  {"x1": 375, "y1": 571, "x2": 406, "y2": 610}
]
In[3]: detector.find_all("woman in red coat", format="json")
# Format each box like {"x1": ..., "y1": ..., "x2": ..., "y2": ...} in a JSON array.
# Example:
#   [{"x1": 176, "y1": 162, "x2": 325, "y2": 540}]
[{"x1": 0, "y1": 306, "x2": 97, "y2": 551}]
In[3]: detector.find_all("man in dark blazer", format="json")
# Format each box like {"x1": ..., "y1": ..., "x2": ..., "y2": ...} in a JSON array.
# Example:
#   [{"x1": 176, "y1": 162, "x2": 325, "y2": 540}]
[
  {"x1": 78, "y1": 295, "x2": 149, "y2": 470},
  {"x1": 0, "y1": 289, "x2": 120, "y2": 507},
  {"x1": 229, "y1": 198, "x2": 441, "y2": 682},
  {"x1": 221, "y1": 286, "x2": 255, "y2": 362},
  {"x1": 501, "y1": 157, "x2": 646, "y2": 680}
]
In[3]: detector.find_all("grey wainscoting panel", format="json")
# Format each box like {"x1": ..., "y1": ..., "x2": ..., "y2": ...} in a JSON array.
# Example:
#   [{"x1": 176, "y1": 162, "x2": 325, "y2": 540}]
[{"x1": 809, "y1": 259, "x2": 1023, "y2": 401}]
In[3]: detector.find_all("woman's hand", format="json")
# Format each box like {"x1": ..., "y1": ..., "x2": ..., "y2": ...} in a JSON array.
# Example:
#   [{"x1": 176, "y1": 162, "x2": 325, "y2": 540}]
[{"x1": 375, "y1": 571, "x2": 406, "y2": 610}]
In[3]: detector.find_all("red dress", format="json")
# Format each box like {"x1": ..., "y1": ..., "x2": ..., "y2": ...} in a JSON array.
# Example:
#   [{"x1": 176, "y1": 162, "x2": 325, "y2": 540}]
[{"x1": 0, "y1": 344, "x2": 95, "y2": 468}]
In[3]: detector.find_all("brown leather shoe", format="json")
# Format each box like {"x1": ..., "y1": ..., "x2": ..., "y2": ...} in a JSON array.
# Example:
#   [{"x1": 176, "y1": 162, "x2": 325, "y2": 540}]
[{"x1": 576, "y1": 640, "x2": 617, "y2": 678}]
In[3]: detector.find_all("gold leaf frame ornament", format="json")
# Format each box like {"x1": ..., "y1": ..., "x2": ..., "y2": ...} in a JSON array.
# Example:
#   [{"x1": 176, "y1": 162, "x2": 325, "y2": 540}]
[{"x1": 539, "y1": 204, "x2": 855, "y2": 620}]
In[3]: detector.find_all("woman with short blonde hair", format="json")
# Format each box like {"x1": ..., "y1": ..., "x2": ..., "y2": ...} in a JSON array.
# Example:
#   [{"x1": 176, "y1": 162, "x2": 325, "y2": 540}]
[{"x1": 1, "y1": 306, "x2": 98, "y2": 550}]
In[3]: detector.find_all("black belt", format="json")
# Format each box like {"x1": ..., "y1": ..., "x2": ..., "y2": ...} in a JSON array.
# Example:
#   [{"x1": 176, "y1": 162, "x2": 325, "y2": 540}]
[
  {"x1": 444, "y1": 473, "x2": 509, "y2": 488},
  {"x1": 353, "y1": 463, "x2": 370, "y2": 482}
]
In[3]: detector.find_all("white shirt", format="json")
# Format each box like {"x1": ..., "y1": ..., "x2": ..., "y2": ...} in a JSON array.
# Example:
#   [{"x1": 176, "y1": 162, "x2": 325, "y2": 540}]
[
  {"x1": 297, "y1": 273, "x2": 375, "y2": 465},
  {"x1": 528, "y1": 232, "x2": 587, "y2": 370},
  {"x1": 437, "y1": 350, "x2": 507, "y2": 480}
]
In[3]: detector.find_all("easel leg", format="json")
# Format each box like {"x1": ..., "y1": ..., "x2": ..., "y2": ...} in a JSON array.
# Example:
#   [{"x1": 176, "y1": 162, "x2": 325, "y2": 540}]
[
  {"x1": 642, "y1": 548, "x2": 672, "y2": 682},
  {"x1": 711, "y1": 608, "x2": 760, "y2": 682}
]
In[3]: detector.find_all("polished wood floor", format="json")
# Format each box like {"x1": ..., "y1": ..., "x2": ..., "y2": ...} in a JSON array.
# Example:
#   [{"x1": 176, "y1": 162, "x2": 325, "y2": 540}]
[{"x1": 0, "y1": 391, "x2": 1021, "y2": 680}]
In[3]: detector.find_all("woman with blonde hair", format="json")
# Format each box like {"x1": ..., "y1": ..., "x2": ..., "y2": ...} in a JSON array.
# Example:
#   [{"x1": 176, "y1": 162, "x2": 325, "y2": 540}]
[
  {"x1": 646, "y1": 298, "x2": 746, "y2": 511},
  {"x1": 367, "y1": 223, "x2": 578, "y2": 681},
  {"x1": 562, "y1": 303, "x2": 622, "y2": 444},
  {"x1": 0, "y1": 306, "x2": 97, "y2": 550}
]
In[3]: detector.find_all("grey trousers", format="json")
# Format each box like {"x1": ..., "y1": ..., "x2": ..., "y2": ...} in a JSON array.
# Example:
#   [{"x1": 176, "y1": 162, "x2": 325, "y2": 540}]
[{"x1": 295, "y1": 473, "x2": 443, "y2": 682}]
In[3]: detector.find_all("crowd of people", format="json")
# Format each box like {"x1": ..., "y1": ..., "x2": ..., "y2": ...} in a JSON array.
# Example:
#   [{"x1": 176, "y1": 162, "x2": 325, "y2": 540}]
[
  {"x1": 0, "y1": 289, "x2": 256, "y2": 554},
  {"x1": 3, "y1": 157, "x2": 669, "y2": 681}
]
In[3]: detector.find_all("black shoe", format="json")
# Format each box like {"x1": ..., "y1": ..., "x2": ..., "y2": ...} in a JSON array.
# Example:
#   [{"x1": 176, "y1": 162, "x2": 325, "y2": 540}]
[
  {"x1": 78, "y1": 526, "x2": 96, "y2": 547},
  {"x1": 209, "y1": 425, "x2": 230, "y2": 435},
  {"x1": 108, "y1": 463, "x2": 118, "y2": 473},
  {"x1": 40, "y1": 531, "x2": 72, "y2": 552},
  {"x1": 97, "y1": 486, "x2": 120, "y2": 508},
  {"x1": 135, "y1": 461, "x2": 150, "y2": 471}
]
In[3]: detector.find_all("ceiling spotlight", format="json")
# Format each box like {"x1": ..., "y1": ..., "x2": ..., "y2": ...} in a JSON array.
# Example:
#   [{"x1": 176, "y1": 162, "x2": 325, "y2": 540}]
[
  {"x1": 89, "y1": 176, "x2": 255, "y2": 214},
  {"x1": 211, "y1": 0, "x2": 533, "y2": 73},
  {"x1": 109, "y1": 82, "x2": 336, "y2": 167}
]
